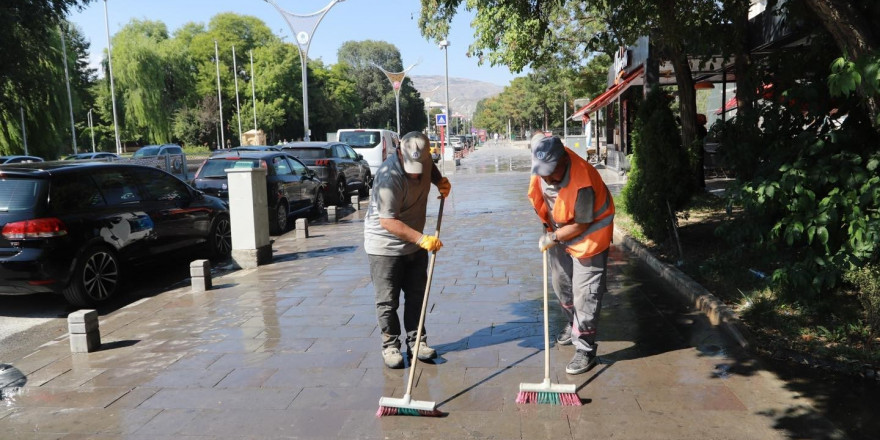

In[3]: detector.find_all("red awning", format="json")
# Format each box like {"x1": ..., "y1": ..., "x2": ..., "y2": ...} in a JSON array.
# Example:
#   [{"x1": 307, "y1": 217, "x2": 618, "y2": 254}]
[
  {"x1": 715, "y1": 96, "x2": 738, "y2": 115},
  {"x1": 570, "y1": 66, "x2": 644, "y2": 120}
]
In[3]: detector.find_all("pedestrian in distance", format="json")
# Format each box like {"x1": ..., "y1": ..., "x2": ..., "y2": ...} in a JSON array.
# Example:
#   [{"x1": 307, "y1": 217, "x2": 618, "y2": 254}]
[
  {"x1": 527, "y1": 133, "x2": 615, "y2": 374},
  {"x1": 364, "y1": 131, "x2": 452, "y2": 369}
]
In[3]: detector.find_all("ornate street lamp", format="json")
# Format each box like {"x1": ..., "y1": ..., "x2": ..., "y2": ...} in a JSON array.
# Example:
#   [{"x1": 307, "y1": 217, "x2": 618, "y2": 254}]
[
  {"x1": 264, "y1": 0, "x2": 345, "y2": 141},
  {"x1": 372, "y1": 61, "x2": 419, "y2": 134}
]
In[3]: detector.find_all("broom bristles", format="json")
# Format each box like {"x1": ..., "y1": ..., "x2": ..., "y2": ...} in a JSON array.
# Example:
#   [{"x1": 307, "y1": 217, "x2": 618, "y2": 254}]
[
  {"x1": 376, "y1": 405, "x2": 444, "y2": 417},
  {"x1": 515, "y1": 390, "x2": 582, "y2": 406}
]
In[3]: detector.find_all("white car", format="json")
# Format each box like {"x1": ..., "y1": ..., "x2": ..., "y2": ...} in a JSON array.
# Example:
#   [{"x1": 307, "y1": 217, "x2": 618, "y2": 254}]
[{"x1": 336, "y1": 129, "x2": 399, "y2": 177}]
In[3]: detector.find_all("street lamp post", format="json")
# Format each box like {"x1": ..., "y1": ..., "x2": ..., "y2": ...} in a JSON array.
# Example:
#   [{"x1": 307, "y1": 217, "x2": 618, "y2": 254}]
[
  {"x1": 103, "y1": 0, "x2": 121, "y2": 155},
  {"x1": 439, "y1": 40, "x2": 451, "y2": 172},
  {"x1": 265, "y1": 0, "x2": 345, "y2": 141},
  {"x1": 59, "y1": 24, "x2": 77, "y2": 154},
  {"x1": 372, "y1": 61, "x2": 419, "y2": 134},
  {"x1": 232, "y1": 45, "x2": 243, "y2": 146},
  {"x1": 214, "y1": 40, "x2": 225, "y2": 150}
]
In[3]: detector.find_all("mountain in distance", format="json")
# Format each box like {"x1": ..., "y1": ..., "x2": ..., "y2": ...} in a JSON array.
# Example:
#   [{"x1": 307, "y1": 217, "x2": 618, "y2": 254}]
[{"x1": 410, "y1": 75, "x2": 504, "y2": 118}]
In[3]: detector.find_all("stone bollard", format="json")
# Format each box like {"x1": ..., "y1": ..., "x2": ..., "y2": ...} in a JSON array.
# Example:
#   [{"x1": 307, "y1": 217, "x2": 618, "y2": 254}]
[
  {"x1": 295, "y1": 218, "x2": 309, "y2": 239},
  {"x1": 68, "y1": 310, "x2": 100, "y2": 353},
  {"x1": 327, "y1": 206, "x2": 337, "y2": 223},
  {"x1": 351, "y1": 195, "x2": 360, "y2": 211},
  {"x1": 190, "y1": 259, "x2": 212, "y2": 292}
]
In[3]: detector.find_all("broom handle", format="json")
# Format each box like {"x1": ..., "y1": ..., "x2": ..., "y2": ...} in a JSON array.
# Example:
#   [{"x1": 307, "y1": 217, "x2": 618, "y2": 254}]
[
  {"x1": 543, "y1": 249, "x2": 551, "y2": 381},
  {"x1": 404, "y1": 197, "x2": 445, "y2": 397}
]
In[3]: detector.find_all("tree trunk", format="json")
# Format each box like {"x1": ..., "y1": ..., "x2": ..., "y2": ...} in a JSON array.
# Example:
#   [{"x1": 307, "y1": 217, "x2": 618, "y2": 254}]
[
  {"x1": 803, "y1": 0, "x2": 880, "y2": 126},
  {"x1": 669, "y1": 49, "x2": 700, "y2": 188}
]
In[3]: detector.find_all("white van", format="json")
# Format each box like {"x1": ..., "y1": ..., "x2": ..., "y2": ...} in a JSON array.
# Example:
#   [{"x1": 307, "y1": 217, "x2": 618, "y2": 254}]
[{"x1": 336, "y1": 129, "x2": 399, "y2": 177}]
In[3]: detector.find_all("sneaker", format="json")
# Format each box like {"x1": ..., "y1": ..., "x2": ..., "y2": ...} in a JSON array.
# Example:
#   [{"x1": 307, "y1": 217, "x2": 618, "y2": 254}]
[
  {"x1": 565, "y1": 350, "x2": 597, "y2": 375},
  {"x1": 556, "y1": 325, "x2": 573, "y2": 346},
  {"x1": 408, "y1": 341, "x2": 437, "y2": 360},
  {"x1": 382, "y1": 347, "x2": 404, "y2": 369}
]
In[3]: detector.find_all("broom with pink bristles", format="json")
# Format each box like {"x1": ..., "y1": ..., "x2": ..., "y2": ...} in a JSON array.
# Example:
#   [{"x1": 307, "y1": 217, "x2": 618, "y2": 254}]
[{"x1": 516, "y1": 249, "x2": 582, "y2": 406}]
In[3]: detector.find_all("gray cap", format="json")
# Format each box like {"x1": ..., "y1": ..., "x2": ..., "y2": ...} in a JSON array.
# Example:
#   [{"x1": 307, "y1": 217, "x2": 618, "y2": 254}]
[
  {"x1": 531, "y1": 135, "x2": 565, "y2": 176},
  {"x1": 399, "y1": 132, "x2": 431, "y2": 174}
]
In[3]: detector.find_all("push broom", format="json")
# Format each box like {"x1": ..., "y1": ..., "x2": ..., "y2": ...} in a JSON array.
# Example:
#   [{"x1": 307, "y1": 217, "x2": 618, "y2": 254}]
[
  {"x1": 376, "y1": 198, "x2": 445, "y2": 417},
  {"x1": 516, "y1": 248, "x2": 582, "y2": 406}
]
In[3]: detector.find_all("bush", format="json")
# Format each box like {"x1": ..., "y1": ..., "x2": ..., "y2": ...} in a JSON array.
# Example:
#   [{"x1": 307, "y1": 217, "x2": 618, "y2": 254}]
[
  {"x1": 621, "y1": 86, "x2": 695, "y2": 243},
  {"x1": 844, "y1": 264, "x2": 880, "y2": 349}
]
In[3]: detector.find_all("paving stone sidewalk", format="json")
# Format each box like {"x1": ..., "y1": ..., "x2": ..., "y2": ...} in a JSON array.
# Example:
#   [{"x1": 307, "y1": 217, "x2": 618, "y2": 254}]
[{"x1": 0, "y1": 143, "x2": 844, "y2": 439}]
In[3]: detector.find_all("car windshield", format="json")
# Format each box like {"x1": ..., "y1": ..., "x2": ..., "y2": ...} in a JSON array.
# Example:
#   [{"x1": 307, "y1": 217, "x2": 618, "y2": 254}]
[
  {"x1": 287, "y1": 148, "x2": 327, "y2": 159},
  {"x1": 339, "y1": 131, "x2": 380, "y2": 148},
  {"x1": 198, "y1": 159, "x2": 260, "y2": 178},
  {"x1": 132, "y1": 146, "x2": 161, "y2": 158},
  {"x1": 0, "y1": 178, "x2": 44, "y2": 212}
]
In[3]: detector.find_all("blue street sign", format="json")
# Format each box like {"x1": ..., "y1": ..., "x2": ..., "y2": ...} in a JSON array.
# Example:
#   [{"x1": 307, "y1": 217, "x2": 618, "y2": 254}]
[{"x1": 436, "y1": 114, "x2": 447, "y2": 126}]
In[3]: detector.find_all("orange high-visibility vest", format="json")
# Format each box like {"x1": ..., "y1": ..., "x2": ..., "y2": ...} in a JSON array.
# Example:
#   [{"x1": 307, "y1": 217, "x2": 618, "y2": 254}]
[{"x1": 528, "y1": 148, "x2": 615, "y2": 258}]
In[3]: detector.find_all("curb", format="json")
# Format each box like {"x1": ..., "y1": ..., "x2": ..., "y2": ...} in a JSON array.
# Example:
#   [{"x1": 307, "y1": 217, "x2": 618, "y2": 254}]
[{"x1": 612, "y1": 226, "x2": 750, "y2": 348}]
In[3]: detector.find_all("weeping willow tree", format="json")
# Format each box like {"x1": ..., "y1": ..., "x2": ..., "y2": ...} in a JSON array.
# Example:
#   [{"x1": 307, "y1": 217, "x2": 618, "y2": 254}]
[{"x1": 112, "y1": 19, "x2": 194, "y2": 144}]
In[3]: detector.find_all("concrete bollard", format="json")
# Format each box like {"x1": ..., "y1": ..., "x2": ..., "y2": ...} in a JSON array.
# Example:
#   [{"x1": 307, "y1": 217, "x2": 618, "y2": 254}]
[
  {"x1": 190, "y1": 259, "x2": 212, "y2": 292},
  {"x1": 351, "y1": 195, "x2": 360, "y2": 210},
  {"x1": 327, "y1": 206, "x2": 337, "y2": 223},
  {"x1": 295, "y1": 218, "x2": 309, "y2": 239},
  {"x1": 68, "y1": 310, "x2": 100, "y2": 353}
]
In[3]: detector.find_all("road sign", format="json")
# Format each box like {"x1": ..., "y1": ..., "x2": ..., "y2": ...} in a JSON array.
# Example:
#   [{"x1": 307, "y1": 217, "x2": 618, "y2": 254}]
[{"x1": 436, "y1": 114, "x2": 447, "y2": 126}]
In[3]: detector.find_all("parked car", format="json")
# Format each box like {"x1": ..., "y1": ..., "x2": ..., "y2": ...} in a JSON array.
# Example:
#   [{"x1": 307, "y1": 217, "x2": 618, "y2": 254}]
[
  {"x1": 64, "y1": 152, "x2": 119, "y2": 161},
  {"x1": 191, "y1": 151, "x2": 324, "y2": 235},
  {"x1": 448, "y1": 135, "x2": 464, "y2": 151},
  {"x1": 210, "y1": 145, "x2": 281, "y2": 156},
  {"x1": 335, "y1": 129, "x2": 398, "y2": 176},
  {"x1": 0, "y1": 155, "x2": 43, "y2": 164},
  {"x1": 282, "y1": 142, "x2": 371, "y2": 206},
  {"x1": 130, "y1": 144, "x2": 188, "y2": 182},
  {"x1": 0, "y1": 162, "x2": 231, "y2": 307}
]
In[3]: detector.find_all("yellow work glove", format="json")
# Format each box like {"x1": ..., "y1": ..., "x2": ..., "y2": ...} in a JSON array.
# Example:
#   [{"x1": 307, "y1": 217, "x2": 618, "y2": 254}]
[
  {"x1": 436, "y1": 177, "x2": 451, "y2": 198},
  {"x1": 417, "y1": 234, "x2": 443, "y2": 252},
  {"x1": 538, "y1": 232, "x2": 558, "y2": 252}
]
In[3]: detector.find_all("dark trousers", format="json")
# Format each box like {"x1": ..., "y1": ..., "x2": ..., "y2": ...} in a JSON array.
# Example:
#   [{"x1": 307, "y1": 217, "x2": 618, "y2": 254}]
[{"x1": 368, "y1": 251, "x2": 429, "y2": 350}]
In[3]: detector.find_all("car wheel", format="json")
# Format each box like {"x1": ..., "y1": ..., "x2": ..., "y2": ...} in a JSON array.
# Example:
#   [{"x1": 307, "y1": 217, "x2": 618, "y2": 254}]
[
  {"x1": 62, "y1": 245, "x2": 120, "y2": 307},
  {"x1": 358, "y1": 174, "x2": 370, "y2": 198},
  {"x1": 334, "y1": 179, "x2": 347, "y2": 205},
  {"x1": 311, "y1": 190, "x2": 326, "y2": 217},
  {"x1": 270, "y1": 201, "x2": 289, "y2": 235},
  {"x1": 207, "y1": 215, "x2": 232, "y2": 260}
]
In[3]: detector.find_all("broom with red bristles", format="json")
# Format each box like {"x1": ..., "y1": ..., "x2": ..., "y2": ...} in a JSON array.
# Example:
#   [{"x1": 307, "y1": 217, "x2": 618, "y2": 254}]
[
  {"x1": 376, "y1": 198, "x2": 445, "y2": 417},
  {"x1": 516, "y1": 249, "x2": 582, "y2": 406}
]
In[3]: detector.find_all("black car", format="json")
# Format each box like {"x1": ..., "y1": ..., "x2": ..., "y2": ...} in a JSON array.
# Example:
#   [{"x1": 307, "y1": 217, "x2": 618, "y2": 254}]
[
  {"x1": 210, "y1": 145, "x2": 281, "y2": 156},
  {"x1": 282, "y1": 142, "x2": 371, "y2": 205},
  {"x1": 0, "y1": 162, "x2": 231, "y2": 307},
  {"x1": 192, "y1": 151, "x2": 325, "y2": 235}
]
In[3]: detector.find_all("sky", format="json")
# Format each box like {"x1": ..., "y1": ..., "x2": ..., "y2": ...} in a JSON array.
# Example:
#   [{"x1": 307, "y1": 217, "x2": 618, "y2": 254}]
[{"x1": 66, "y1": 0, "x2": 523, "y2": 88}]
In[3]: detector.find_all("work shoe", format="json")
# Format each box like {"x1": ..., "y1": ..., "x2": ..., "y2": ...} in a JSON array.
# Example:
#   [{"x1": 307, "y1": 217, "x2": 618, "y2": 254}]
[
  {"x1": 556, "y1": 325, "x2": 573, "y2": 346},
  {"x1": 382, "y1": 347, "x2": 404, "y2": 369},
  {"x1": 408, "y1": 341, "x2": 437, "y2": 361},
  {"x1": 565, "y1": 350, "x2": 597, "y2": 375}
]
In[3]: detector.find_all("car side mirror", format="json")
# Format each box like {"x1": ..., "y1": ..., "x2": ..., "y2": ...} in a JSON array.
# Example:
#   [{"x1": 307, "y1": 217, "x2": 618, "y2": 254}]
[{"x1": 357, "y1": 154, "x2": 364, "y2": 160}]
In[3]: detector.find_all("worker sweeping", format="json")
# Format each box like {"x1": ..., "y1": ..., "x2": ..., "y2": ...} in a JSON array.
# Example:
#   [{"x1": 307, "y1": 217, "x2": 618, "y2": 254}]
[
  {"x1": 364, "y1": 131, "x2": 451, "y2": 369},
  {"x1": 527, "y1": 133, "x2": 614, "y2": 375}
]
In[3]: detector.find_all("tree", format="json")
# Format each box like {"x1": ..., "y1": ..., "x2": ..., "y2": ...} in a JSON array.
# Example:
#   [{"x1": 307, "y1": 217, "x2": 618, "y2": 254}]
[
  {"x1": 337, "y1": 40, "x2": 422, "y2": 131},
  {"x1": 0, "y1": 0, "x2": 92, "y2": 126}
]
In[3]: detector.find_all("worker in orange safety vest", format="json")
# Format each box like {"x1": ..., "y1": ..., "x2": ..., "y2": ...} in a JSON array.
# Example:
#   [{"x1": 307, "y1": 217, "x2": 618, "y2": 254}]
[{"x1": 527, "y1": 134, "x2": 615, "y2": 374}]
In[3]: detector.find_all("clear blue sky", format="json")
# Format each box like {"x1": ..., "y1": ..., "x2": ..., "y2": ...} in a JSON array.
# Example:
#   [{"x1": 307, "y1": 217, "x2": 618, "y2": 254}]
[{"x1": 66, "y1": 0, "x2": 522, "y2": 87}]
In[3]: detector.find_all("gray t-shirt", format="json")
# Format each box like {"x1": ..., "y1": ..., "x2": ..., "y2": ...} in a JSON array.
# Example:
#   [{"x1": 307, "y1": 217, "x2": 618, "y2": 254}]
[
  {"x1": 540, "y1": 161, "x2": 595, "y2": 229},
  {"x1": 364, "y1": 154, "x2": 432, "y2": 255}
]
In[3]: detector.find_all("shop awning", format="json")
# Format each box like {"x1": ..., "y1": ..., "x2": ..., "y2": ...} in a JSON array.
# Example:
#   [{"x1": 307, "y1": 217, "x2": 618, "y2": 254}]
[
  {"x1": 570, "y1": 66, "x2": 644, "y2": 120},
  {"x1": 715, "y1": 96, "x2": 738, "y2": 115}
]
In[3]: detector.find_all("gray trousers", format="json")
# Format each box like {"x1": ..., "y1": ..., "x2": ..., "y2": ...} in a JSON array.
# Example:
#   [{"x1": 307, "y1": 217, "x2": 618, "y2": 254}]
[
  {"x1": 548, "y1": 246, "x2": 609, "y2": 353},
  {"x1": 368, "y1": 251, "x2": 429, "y2": 350}
]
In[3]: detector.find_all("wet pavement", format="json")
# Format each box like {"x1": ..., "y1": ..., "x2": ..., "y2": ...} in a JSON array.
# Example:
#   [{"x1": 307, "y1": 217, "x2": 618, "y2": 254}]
[{"x1": 0, "y1": 141, "x2": 849, "y2": 439}]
